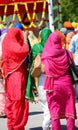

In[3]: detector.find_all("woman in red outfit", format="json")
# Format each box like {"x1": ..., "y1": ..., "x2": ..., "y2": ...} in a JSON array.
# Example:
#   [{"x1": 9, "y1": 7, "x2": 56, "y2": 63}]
[{"x1": 2, "y1": 28, "x2": 29, "y2": 130}]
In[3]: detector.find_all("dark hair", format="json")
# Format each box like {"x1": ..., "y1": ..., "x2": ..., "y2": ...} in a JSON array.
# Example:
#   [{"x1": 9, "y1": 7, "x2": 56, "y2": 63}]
[
  {"x1": 14, "y1": 23, "x2": 24, "y2": 31},
  {"x1": 27, "y1": 37, "x2": 31, "y2": 52},
  {"x1": 0, "y1": 30, "x2": 1, "y2": 36}
]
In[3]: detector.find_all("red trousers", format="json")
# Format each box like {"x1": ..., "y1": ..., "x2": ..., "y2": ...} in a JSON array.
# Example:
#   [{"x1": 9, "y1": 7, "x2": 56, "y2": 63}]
[
  {"x1": 5, "y1": 97, "x2": 29, "y2": 130},
  {"x1": 4, "y1": 64, "x2": 29, "y2": 130}
]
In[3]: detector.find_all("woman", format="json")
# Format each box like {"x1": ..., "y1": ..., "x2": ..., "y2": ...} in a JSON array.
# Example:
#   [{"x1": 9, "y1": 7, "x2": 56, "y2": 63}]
[
  {"x1": 2, "y1": 28, "x2": 29, "y2": 130},
  {"x1": 41, "y1": 32, "x2": 76, "y2": 130},
  {"x1": 26, "y1": 28, "x2": 52, "y2": 130}
]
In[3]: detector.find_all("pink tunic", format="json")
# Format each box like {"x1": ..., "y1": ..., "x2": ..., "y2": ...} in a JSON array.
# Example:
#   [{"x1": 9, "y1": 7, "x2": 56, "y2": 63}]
[{"x1": 41, "y1": 32, "x2": 76, "y2": 120}]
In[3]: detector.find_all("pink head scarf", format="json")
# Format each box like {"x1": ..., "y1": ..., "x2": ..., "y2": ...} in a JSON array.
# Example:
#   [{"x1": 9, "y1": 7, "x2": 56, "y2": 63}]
[{"x1": 41, "y1": 32, "x2": 70, "y2": 77}]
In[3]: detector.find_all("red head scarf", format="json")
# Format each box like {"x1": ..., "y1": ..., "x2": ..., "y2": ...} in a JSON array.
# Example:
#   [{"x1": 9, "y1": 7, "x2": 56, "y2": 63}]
[{"x1": 2, "y1": 28, "x2": 29, "y2": 78}]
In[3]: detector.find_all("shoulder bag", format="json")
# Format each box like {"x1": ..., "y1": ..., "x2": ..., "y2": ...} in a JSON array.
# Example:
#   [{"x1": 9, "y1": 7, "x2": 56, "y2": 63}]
[
  {"x1": 66, "y1": 50, "x2": 78, "y2": 84},
  {"x1": 30, "y1": 54, "x2": 44, "y2": 77}
]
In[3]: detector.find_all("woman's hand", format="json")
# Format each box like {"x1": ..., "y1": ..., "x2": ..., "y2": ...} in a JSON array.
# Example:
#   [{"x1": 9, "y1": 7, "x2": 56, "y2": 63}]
[{"x1": 41, "y1": 64, "x2": 45, "y2": 73}]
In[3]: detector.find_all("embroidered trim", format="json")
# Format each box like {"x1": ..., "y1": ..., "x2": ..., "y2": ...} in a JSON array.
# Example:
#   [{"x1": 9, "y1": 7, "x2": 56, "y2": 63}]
[
  {"x1": 52, "y1": 112, "x2": 76, "y2": 120},
  {"x1": 4, "y1": 57, "x2": 26, "y2": 79},
  {"x1": 46, "y1": 74, "x2": 53, "y2": 77}
]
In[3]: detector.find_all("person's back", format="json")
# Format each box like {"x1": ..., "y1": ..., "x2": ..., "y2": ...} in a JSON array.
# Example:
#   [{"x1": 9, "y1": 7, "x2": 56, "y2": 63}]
[
  {"x1": 26, "y1": 28, "x2": 52, "y2": 130},
  {"x1": 41, "y1": 32, "x2": 76, "y2": 130},
  {"x1": 2, "y1": 28, "x2": 29, "y2": 130},
  {"x1": 0, "y1": 28, "x2": 8, "y2": 117}
]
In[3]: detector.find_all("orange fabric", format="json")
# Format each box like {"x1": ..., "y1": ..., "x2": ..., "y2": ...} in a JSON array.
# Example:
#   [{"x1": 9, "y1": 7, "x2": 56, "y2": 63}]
[
  {"x1": 55, "y1": 30, "x2": 66, "y2": 48},
  {"x1": 64, "y1": 21, "x2": 73, "y2": 29},
  {"x1": 66, "y1": 32, "x2": 75, "y2": 50},
  {"x1": 66, "y1": 32, "x2": 75, "y2": 44}
]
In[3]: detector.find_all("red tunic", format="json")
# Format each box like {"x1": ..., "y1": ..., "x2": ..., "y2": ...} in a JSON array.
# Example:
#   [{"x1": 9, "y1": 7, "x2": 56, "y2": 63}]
[{"x1": 2, "y1": 28, "x2": 29, "y2": 130}]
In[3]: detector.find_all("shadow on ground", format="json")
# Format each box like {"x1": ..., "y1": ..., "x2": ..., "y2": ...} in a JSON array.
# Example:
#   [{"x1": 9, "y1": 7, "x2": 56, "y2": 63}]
[
  {"x1": 29, "y1": 111, "x2": 43, "y2": 116},
  {"x1": 29, "y1": 127, "x2": 42, "y2": 130},
  {"x1": 29, "y1": 126, "x2": 78, "y2": 130},
  {"x1": 62, "y1": 125, "x2": 78, "y2": 130}
]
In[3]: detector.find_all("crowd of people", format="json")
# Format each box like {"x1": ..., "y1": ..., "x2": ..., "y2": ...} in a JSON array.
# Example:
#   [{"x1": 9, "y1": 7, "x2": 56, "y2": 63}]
[{"x1": 0, "y1": 21, "x2": 78, "y2": 130}]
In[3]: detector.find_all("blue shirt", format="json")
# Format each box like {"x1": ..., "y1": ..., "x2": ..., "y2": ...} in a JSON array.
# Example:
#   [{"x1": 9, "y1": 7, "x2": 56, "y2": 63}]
[{"x1": 69, "y1": 34, "x2": 78, "y2": 65}]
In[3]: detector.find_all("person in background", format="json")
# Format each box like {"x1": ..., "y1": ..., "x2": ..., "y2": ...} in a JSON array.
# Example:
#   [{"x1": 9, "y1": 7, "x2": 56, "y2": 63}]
[
  {"x1": 55, "y1": 30, "x2": 66, "y2": 48},
  {"x1": 2, "y1": 27, "x2": 29, "y2": 130},
  {"x1": 0, "y1": 28, "x2": 8, "y2": 117},
  {"x1": 66, "y1": 31, "x2": 75, "y2": 50},
  {"x1": 63, "y1": 21, "x2": 75, "y2": 34},
  {"x1": 60, "y1": 26, "x2": 75, "y2": 50},
  {"x1": 41, "y1": 32, "x2": 76, "y2": 130},
  {"x1": 14, "y1": 23, "x2": 24, "y2": 30},
  {"x1": 26, "y1": 27, "x2": 52, "y2": 130},
  {"x1": 69, "y1": 33, "x2": 78, "y2": 102},
  {"x1": 28, "y1": 31, "x2": 38, "y2": 48},
  {"x1": 60, "y1": 22, "x2": 75, "y2": 37},
  {"x1": 60, "y1": 27, "x2": 67, "y2": 36}
]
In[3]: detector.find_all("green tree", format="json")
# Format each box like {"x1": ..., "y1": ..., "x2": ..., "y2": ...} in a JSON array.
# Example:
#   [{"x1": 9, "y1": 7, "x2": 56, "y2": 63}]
[{"x1": 61, "y1": 0, "x2": 78, "y2": 23}]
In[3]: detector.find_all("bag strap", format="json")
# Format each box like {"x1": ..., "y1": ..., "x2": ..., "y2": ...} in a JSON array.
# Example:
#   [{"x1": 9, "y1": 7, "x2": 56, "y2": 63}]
[{"x1": 65, "y1": 50, "x2": 73, "y2": 64}]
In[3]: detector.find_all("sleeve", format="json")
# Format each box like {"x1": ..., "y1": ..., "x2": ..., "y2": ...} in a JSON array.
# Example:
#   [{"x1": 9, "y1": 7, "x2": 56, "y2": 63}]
[
  {"x1": 69, "y1": 37, "x2": 75, "y2": 53},
  {"x1": 7, "y1": 41, "x2": 29, "y2": 64},
  {"x1": 10, "y1": 42, "x2": 29, "y2": 59}
]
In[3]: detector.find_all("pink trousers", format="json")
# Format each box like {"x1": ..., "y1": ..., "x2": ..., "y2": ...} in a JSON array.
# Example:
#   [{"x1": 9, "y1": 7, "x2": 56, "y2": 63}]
[
  {"x1": 46, "y1": 90, "x2": 76, "y2": 130},
  {"x1": 52, "y1": 118, "x2": 75, "y2": 130}
]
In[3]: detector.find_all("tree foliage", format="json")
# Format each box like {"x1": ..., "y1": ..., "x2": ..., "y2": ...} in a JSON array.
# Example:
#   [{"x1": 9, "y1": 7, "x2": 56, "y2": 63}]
[{"x1": 61, "y1": 0, "x2": 78, "y2": 23}]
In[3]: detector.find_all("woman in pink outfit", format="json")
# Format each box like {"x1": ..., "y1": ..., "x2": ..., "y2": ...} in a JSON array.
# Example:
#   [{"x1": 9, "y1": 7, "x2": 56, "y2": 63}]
[
  {"x1": 2, "y1": 28, "x2": 29, "y2": 130},
  {"x1": 41, "y1": 32, "x2": 76, "y2": 130}
]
